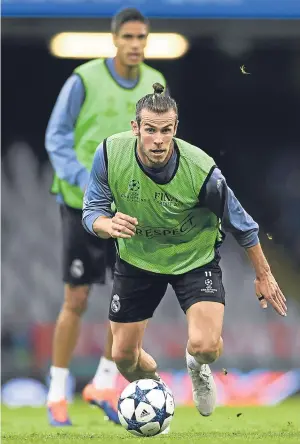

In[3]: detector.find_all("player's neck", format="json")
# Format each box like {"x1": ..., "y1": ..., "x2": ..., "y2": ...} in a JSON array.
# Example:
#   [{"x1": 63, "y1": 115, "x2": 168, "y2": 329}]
[{"x1": 114, "y1": 57, "x2": 139, "y2": 80}]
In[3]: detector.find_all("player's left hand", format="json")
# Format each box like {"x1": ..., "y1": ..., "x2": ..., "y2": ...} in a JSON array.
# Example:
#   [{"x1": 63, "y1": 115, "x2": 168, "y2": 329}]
[{"x1": 254, "y1": 272, "x2": 287, "y2": 316}]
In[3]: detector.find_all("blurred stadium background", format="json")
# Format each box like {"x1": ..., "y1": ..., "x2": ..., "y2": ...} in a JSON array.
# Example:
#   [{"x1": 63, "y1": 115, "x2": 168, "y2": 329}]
[{"x1": 1, "y1": 0, "x2": 300, "y2": 407}]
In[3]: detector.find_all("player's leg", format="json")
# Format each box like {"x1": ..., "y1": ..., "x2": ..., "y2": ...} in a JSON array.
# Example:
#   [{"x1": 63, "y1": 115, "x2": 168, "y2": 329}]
[
  {"x1": 110, "y1": 320, "x2": 159, "y2": 382},
  {"x1": 172, "y1": 258, "x2": 225, "y2": 417},
  {"x1": 82, "y1": 237, "x2": 119, "y2": 413},
  {"x1": 103, "y1": 319, "x2": 160, "y2": 427},
  {"x1": 90, "y1": 238, "x2": 117, "y2": 375},
  {"x1": 109, "y1": 258, "x2": 168, "y2": 382},
  {"x1": 47, "y1": 282, "x2": 90, "y2": 426},
  {"x1": 85, "y1": 240, "x2": 117, "y2": 399},
  {"x1": 186, "y1": 301, "x2": 224, "y2": 416},
  {"x1": 109, "y1": 260, "x2": 172, "y2": 435},
  {"x1": 47, "y1": 205, "x2": 111, "y2": 425},
  {"x1": 187, "y1": 301, "x2": 224, "y2": 364}
]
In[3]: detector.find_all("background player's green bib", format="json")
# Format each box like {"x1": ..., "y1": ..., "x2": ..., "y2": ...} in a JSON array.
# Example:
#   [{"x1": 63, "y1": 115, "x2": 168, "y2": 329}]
[
  {"x1": 106, "y1": 131, "x2": 221, "y2": 274},
  {"x1": 51, "y1": 59, "x2": 166, "y2": 209}
]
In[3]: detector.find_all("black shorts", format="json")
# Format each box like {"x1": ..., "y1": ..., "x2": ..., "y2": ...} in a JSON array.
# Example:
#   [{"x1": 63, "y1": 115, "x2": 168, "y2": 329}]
[
  {"x1": 60, "y1": 204, "x2": 116, "y2": 286},
  {"x1": 109, "y1": 256, "x2": 225, "y2": 323}
]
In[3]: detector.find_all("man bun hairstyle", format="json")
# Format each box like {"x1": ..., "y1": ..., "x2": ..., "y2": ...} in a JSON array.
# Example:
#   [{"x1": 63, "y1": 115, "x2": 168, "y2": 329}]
[
  {"x1": 136, "y1": 83, "x2": 178, "y2": 125},
  {"x1": 152, "y1": 82, "x2": 165, "y2": 95},
  {"x1": 111, "y1": 8, "x2": 149, "y2": 34}
]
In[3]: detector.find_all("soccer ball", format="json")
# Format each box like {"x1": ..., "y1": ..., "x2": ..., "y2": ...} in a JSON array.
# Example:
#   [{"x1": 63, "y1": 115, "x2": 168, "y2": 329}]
[{"x1": 118, "y1": 379, "x2": 175, "y2": 437}]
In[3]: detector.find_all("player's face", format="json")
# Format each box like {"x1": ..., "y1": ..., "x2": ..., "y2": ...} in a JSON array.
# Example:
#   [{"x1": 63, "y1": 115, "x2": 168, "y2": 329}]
[
  {"x1": 132, "y1": 109, "x2": 178, "y2": 168},
  {"x1": 113, "y1": 21, "x2": 148, "y2": 67}
]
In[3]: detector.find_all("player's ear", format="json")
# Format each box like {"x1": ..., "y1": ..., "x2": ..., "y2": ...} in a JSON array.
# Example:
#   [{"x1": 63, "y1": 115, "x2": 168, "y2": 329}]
[
  {"x1": 131, "y1": 120, "x2": 139, "y2": 136},
  {"x1": 174, "y1": 120, "x2": 179, "y2": 136},
  {"x1": 112, "y1": 33, "x2": 118, "y2": 48}
]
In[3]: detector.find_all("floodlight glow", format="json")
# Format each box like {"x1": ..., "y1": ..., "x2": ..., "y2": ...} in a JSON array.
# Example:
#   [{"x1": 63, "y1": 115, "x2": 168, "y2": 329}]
[{"x1": 50, "y1": 32, "x2": 189, "y2": 59}]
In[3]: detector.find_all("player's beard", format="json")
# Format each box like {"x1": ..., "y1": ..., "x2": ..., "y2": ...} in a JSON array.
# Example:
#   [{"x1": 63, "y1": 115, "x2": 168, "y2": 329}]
[
  {"x1": 137, "y1": 138, "x2": 164, "y2": 168},
  {"x1": 136, "y1": 131, "x2": 174, "y2": 167}
]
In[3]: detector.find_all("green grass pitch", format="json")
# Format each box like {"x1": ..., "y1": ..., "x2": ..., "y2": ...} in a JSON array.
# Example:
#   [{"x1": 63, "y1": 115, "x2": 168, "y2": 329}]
[{"x1": 2, "y1": 398, "x2": 300, "y2": 444}]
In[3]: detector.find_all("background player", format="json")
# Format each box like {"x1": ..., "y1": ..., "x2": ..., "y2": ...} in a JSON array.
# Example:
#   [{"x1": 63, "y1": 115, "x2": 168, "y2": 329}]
[
  {"x1": 45, "y1": 9, "x2": 166, "y2": 426},
  {"x1": 82, "y1": 83, "x2": 287, "y2": 418}
]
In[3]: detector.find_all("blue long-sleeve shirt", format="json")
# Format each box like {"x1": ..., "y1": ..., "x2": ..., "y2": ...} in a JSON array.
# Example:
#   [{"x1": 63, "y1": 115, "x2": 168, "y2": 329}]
[
  {"x1": 82, "y1": 143, "x2": 259, "y2": 248},
  {"x1": 45, "y1": 58, "x2": 139, "y2": 202}
]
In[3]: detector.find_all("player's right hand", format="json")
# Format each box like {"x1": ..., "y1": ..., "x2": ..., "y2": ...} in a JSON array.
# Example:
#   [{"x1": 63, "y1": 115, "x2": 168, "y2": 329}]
[{"x1": 109, "y1": 212, "x2": 138, "y2": 239}]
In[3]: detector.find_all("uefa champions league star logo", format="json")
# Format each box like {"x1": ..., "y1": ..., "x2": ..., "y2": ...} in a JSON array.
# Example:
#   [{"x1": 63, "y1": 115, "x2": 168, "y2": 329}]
[
  {"x1": 128, "y1": 179, "x2": 140, "y2": 192},
  {"x1": 201, "y1": 278, "x2": 217, "y2": 294},
  {"x1": 111, "y1": 294, "x2": 121, "y2": 313}
]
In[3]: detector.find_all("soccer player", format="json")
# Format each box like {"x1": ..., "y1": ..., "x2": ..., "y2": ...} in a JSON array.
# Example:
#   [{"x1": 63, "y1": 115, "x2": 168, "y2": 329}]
[
  {"x1": 82, "y1": 83, "x2": 287, "y2": 417},
  {"x1": 45, "y1": 9, "x2": 166, "y2": 426}
]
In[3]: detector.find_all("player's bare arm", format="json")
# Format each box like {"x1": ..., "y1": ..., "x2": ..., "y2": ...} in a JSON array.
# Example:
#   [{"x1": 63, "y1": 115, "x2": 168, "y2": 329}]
[
  {"x1": 93, "y1": 212, "x2": 138, "y2": 239},
  {"x1": 246, "y1": 243, "x2": 287, "y2": 316}
]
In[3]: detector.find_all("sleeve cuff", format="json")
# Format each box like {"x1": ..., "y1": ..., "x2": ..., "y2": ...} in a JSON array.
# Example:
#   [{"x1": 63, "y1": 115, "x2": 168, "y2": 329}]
[
  {"x1": 234, "y1": 231, "x2": 259, "y2": 248},
  {"x1": 82, "y1": 212, "x2": 111, "y2": 236}
]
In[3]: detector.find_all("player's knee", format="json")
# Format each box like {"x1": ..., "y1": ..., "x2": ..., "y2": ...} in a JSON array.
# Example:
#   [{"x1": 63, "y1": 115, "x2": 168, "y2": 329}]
[
  {"x1": 189, "y1": 336, "x2": 220, "y2": 363},
  {"x1": 63, "y1": 284, "x2": 90, "y2": 316},
  {"x1": 112, "y1": 345, "x2": 139, "y2": 371}
]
